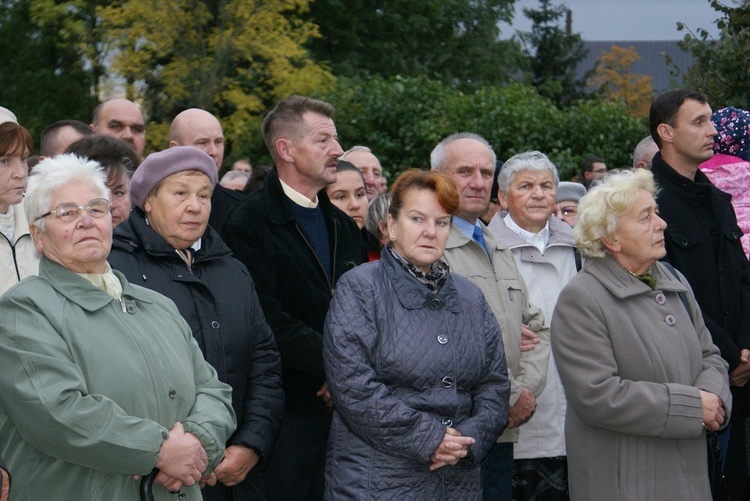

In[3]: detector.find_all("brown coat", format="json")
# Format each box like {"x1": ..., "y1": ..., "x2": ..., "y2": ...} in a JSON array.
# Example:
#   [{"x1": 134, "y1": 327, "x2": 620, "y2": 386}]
[{"x1": 551, "y1": 254, "x2": 731, "y2": 501}]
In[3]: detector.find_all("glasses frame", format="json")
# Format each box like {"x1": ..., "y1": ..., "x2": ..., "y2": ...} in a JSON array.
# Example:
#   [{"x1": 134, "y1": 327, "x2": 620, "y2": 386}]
[{"x1": 35, "y1": 198, "x2": 111, "y2": 222}]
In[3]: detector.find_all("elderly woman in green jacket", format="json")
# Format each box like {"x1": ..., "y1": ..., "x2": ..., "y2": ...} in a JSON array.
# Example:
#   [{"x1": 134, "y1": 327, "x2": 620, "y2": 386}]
[{"x1": 0, "y1": 154, "x2": 236, "y2": 500}]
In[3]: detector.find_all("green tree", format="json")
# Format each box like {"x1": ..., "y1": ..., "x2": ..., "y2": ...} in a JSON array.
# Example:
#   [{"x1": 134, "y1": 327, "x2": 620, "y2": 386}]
[
  {"x1": 101, "y1": 0, "x2": 335, "y2": 153},
  {"x1": 306, "y1": 0, "x2": 522, "y2": 87},
  {"x1": 0, "y1": 0, "x2": 95, "y2": 142},
  {"x1": 518, "y1": 0, "x2": 588, "y2": 108},
  {"x1": 671, "y1": 0, "x2": 750, "y2": 108}
]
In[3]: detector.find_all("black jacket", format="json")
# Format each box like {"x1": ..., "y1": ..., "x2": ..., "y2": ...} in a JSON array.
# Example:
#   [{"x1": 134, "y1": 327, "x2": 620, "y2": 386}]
[
  {"x1": 221, "y1": 167, "x2": 367, "y2": 415},
  {"x1": 209, "y1": 183, "x2": 248, "y2": 232},
  {"x1": 108, "y1": 209, "x2": 284, "y2": 471},
  {"x1": 652, "y1": 152, "x2": 750, "y2": 410}
]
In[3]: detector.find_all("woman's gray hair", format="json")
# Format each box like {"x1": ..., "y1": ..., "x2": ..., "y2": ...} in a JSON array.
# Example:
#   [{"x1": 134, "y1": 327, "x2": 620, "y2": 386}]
[
  {"x1": 497, "y1": 151, "x2": 560, "y2": 194},
  {"x1": 430, "y1": 132, "x2": 496, "y2": 172},
  {"x1": 574, "y1": 168, "x2": 659, "y2": 259},
  {"x1": 26, "y1": 154, "x2": 109, "y2": 231},
  {"x1": 366, "y1": 192, "x2": 391, "y2": 240}
]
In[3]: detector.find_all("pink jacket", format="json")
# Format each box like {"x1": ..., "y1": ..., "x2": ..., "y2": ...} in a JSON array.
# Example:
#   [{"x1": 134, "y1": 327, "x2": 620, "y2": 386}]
[{"x1": 700, "y1": 153, "x2": 750, "y2": 257}]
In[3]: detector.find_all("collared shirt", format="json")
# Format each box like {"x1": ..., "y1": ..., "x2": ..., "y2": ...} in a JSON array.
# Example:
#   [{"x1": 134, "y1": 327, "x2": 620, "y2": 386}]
[
  {"x1": 452, "y1": 215, "x2": 480, "y2": 240},
  {"x1": 503, "y1": 213, "x2": 549, "y2": 254},
  {"x1": 279, "y1": 178, "x2": 318, "y2": 208}
]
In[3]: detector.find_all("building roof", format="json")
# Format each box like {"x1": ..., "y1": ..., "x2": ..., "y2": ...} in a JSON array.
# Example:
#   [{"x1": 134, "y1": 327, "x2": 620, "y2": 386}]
[{"x1": 577, "y1": 40, "x2": 695, "y2": 93}]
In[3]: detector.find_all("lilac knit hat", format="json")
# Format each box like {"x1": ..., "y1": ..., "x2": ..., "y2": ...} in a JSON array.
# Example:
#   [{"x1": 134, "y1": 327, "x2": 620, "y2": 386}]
[
  {"x1": 712, "y1": 106, "x2": 750, "y2": 161},
  {"x1": 130, "y1": 146, "x2": 218, "y2": 210}
]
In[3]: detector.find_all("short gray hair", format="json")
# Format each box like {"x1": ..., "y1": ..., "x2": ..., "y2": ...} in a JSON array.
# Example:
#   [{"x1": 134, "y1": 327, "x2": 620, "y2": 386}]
[
  {"x1": 26, "y1": 154, "x2": 109, "y2": 231},
  {"x1": 365, "y1": 192, "x2": 391, "y2": 240},
  {"x1": 497, "y1": 151, "x2": 559, "y2": 194},
  {"x1": 632, "y1": 136, "x2": 657, "y2": 168},
  {"x1": 341, "y1": 145, "x2": 372, "y2": 160},
  {"x1": 430, "y1": 132, "x2": 496, "y2": 172}
]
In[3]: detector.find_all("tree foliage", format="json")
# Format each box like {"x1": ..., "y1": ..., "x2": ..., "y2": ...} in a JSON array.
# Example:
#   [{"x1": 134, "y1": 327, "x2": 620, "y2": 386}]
[
  {"x1": 306, "y1": 0, "x2": 522, "y2": 87},
  {"x1": 0, "y1": 0, "x2": 94, "y2": 141},
  {"x1": 518, "y1": 0, "x2": 588, "y2": 108},
  {"x1": 100, "y1": 0, "x2": 335, "y2": 152},
  {"x1": 304, "y1": 76, "x2": 647, "y2": 181},
  {"x1": 588, "y1": 45, "x2": 653, "y2": 118},
  {"x1": 672, "y1": 0, "x2": 750, "y2": 109}
]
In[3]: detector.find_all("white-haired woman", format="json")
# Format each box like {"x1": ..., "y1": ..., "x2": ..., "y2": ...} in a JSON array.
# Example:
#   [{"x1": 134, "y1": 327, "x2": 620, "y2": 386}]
[
  {"x1": 0, "y1": 154, "x2": 235, "y2": 500},
  {"x1": 487, "y1": 150, "x2": 576, "y2": 500},
  {"x1": 551, "y1": 168, "x2": 730, "y2": 500}
]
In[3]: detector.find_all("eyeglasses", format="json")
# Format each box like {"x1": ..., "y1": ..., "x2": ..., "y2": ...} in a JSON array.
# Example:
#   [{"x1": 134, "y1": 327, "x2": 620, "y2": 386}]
[{"x1": 35, "y1": 198, "x2": 111, "y2": 222}]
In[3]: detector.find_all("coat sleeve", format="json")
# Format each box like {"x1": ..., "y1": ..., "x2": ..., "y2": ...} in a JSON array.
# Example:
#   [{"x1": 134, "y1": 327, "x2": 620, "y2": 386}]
[
  {"x1": 222, "y1": 219, "x2": 325, "y2": 378},
  {"x1": 323, "y1": 273, "x2": 447, "y2": 464},
  {"x1": 229, "y1": 273, "x2": 284, "y2": 470},
  {"x1": 551, "y1": 280, "x2": 727, "y2": 440},
  {"x1": 453, "y1": 296, "x2": 510, "y2": 463},
  {"x1": 0, "y1": 292, "x2": 168, "y2": 475},
  {"x1": 517, "y1": 292, "x2": 550, "y2": 398}
]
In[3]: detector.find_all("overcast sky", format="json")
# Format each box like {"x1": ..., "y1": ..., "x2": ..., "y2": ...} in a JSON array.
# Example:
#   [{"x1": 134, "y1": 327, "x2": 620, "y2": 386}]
[{"x1": 500, "y1": 0, "x2": 725, "y2": 41}]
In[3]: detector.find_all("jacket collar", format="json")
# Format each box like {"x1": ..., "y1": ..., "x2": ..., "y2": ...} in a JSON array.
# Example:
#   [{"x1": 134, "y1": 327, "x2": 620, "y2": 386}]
[
  {"x1": 583, "y1": 253, "x2": 689, "y2": 300},
  {"x1": 487, "y1": 211, "x2": 574, "y2": 250},
  {"x1": 380, "y1": 245, "x2": 460, "y2": 312},
  {"x1": 39, "y1": 256, "x2": 153, "y2": 312},
  {"x1": 264, "y1": 167, "x2": 335, "y2": 226},
  {"x1": 446, "y1": 218, "x2": 508, "y2": 252},
  {"x1": 112, "y1": 208, "x2": 232, "y2": 263}
]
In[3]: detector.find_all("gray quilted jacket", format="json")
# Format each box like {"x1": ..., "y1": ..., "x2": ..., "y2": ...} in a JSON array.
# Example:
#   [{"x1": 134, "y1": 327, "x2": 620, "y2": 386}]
[{"x1": 323, "y1": 248, "x2": 509, "y2": 500}]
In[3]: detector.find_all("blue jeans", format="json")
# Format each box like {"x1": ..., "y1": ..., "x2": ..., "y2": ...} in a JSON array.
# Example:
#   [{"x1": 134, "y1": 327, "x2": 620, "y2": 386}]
[{"x1": 481, "y1": 442, "x2": 513, "y2": 501}]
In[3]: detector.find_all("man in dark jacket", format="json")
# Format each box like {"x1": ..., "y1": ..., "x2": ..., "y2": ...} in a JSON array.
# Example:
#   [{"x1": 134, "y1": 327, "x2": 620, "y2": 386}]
[
  {"x1": 169, "y1": 108, "x2": 247, "y2": 231},
  {"x1": 221, "y1": 95, "x2": 367, "y2": 500},
  {"x1": 650, "y1": 88, "x2": 750, "y2": 499}
]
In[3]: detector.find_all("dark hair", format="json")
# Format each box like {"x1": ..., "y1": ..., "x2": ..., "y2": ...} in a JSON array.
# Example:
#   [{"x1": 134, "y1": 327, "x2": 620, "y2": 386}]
[
  {"x1": 649, "y1": 89, "x2": 709, "y2": 149},
  {"x1": 65, "y1": 135, "x2": 138, "y2": 186},
  {"x1": 261, "y1": 95, "x2": 335, "y2": 159},
  {"x1": 579, "y1": 155, "x2": 605, "y2": 175},
  {"x1": 243, "y1": 164, "x2": 273, "y2": 194},
  {"x1": 39, "y1": 120, "x2": 92, "y2": 156},
  {"x1": 389, "y1": 169, "x2": 459, "y2": 219},
  {"x1": 335, "y1": 160, "x2": 365, "y2": 182},
  {"x1": 0, "y1": 122, "x2": 33, "y2": 157}
]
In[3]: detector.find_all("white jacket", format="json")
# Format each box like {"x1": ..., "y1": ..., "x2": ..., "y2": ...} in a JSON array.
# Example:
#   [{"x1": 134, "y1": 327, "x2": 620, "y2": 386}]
[
  {"x1": 488, "y1": 213, "x2": 577, "y2": 459},
  {"x1": 0, "y1": 203, "x2": 40, "y2": 296}
]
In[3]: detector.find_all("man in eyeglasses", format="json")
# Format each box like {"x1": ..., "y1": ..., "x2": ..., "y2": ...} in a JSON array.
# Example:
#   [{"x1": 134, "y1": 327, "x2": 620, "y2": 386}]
[{"x1": 554, "y1": 181, "x2": 586, "y2": 227}]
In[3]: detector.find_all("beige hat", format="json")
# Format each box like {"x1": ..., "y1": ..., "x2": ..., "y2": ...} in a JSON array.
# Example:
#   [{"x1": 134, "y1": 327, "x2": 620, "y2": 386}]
[{"x1": 0, "y1": 106, "x2": 17, "y2": 124}]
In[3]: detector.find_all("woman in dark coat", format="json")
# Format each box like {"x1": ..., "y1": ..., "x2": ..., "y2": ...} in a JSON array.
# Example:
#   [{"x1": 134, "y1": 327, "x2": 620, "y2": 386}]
[
  {"x1": 323, "y1": 169, "x2": 509, "y2": 500},
  {"x1": 108, "y1": 146, "x2": 284, "y2": 501}
]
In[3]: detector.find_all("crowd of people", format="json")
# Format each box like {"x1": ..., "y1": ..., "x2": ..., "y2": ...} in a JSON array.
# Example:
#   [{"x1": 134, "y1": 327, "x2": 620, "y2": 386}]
[{"x1": 0, "y1": 86, "x2": 749, "y2": 501}]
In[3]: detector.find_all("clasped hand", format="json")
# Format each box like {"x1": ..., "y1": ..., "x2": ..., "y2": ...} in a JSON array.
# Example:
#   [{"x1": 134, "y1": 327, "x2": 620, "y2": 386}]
[
  {"x1": 429, "y1": 427, "x2": 475, "y2": 471},
  {"x1": 153, "y1": 422, "x2": 208, "y2": 492}
]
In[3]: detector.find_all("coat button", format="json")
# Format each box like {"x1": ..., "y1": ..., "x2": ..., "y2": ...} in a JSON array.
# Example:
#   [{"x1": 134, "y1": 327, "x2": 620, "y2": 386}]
[
  {"x1": 178, "y1": 493, "x2": 187, "y2": 500},
  {"x1": 442, "y1": 376, "x2": 453, "y2": 388},
  {"x1": 429, "y1": 298, "x2": 443, "y2": 310},
  {"x1": 665, "y1": 315, "x2": 676, "y2": 326},
  {"x1": 681, "y1": 239, "x2": 689, "y2": 247},
  {"x1": 655, "y1": 294, "x2": 666, "y2": 305},
  {"x1": 211, "y1": 320, "x2": 220, "y2": 329},
  {"x1": 441, "y1": 418, "x2": 453, "y2": 427},
  {"x1": 168, "y1": 387, "x2": 177, "y2": 399},
  {"x1": 126, "y1": 304, "x2": 136, "y2": 314},
  {"x1": 437, "y1": 334, "x2": 449, "y2": 345}
]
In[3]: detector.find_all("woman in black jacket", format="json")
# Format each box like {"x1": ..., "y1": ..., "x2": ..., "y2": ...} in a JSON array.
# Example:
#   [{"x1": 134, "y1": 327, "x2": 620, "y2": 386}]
[{"x1": 108, "y1": 146, "x2": 284, "y2": 501}]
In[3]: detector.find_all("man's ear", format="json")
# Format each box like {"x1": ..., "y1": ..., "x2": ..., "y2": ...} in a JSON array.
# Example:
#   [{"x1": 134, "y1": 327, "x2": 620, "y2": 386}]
[
  {"x1": 276, "y1": 138, "x2": 294, "y2": 163},
  {"x1": 657, "y1": 123, "x2": 673, "y2": 145}
]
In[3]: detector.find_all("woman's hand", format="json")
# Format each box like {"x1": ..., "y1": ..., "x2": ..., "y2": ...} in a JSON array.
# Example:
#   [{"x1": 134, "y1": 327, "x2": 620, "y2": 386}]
[
  {"x1": 212, "y1": 445, "x2": 260, "y2": 487},
  {"x1": 155, "y1": 422, "x2": 207, "y2": 490},
  {"x1": 520, "y1": 325, "x2": 540, "y2": 352},
  {"x1": 428, "y1": 427, "x2": 475, "y2": 471},
  {"x1": 699, "y1": 390, "x2": 725, "y2": 431}
]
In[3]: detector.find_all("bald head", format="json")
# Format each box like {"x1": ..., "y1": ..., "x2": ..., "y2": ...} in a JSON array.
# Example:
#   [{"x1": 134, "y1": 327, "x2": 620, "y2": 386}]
[
  {"x1": 169, "y1": 108, "x2": 224, "y2": 170},
  {"x1": 91, "y1": 99, "x2": 146, "y2": 158}
]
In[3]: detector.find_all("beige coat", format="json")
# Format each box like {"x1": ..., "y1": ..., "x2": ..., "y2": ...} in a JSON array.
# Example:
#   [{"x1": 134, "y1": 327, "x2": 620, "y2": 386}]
[
  {"x1": 443, "y1": 223, "x2": 550, "y2": 443},
  {"x1": 551, "y1": 254, "x2": 731, "y2": 500}
]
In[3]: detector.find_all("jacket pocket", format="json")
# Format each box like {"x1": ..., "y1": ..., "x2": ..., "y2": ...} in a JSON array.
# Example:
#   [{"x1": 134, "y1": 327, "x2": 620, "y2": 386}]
[
  {"x1": 618, "y1": 436, "x2": 656, "y2": 500},
  {"x1": 665, "y1": 228, "x2": 705, "y2": 250},
  {"x1": 723, "y1": 223, "x2": 744, "y2": 243}
]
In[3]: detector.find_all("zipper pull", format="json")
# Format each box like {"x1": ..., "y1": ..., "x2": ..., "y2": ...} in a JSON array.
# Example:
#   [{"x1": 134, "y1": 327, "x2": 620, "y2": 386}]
[{"x1": 119, "y1": 298, "x2": 127, "y2": 313}]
